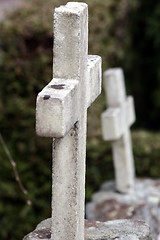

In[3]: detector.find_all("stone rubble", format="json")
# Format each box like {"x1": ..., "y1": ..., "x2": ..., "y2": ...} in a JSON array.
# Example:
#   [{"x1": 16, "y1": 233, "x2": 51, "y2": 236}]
[
  {"x1": 23, "y1": 218, "x2": 152, "y2": 240},
  {"x1": 86, "y1": 178, "x2": 160, "y2": 240}
]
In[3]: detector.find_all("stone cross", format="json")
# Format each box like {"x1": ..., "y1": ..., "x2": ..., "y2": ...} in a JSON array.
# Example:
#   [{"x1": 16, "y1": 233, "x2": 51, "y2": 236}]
[
  {"x1": 101, "y1": 68, "x2": 135, "y2": 193},
  {"x1": 36, "y1": 2, "x2": 101, "y2": 240}
]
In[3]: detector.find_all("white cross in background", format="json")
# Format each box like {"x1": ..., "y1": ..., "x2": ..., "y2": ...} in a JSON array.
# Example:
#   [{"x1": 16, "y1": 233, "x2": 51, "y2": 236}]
[{"x1": 101, "y1": 68, "x2": 135, "y2": 193}]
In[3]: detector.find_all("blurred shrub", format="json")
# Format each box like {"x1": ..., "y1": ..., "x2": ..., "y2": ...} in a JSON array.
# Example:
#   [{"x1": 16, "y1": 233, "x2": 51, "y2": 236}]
[
  {"x1": 0, "y1": 0, "x2": 160, "y2": 239},
  {"x1": 87, "y1": 130, "x2": 160, "y2": 202},
  {"x1": 124, "y1": 0, "x2": 160, "y2": 128},
  {"x1": 132, "y1": 130, "x2": 160, "y2": 177}
]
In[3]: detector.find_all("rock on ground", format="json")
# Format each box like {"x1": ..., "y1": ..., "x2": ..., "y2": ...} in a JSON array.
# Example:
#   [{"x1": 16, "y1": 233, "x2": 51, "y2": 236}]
[
  {"x1": 86, "y1": 178, "x2": 160, "y2": 240},
  {"x1": 23, "y1": 218, "x2": 152, "y2": 240}
]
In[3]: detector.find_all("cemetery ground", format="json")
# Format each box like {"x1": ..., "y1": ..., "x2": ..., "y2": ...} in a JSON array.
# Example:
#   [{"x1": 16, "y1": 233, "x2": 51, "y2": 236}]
[{"x1": 1, "y1": 0, "x2": 160, "y2": 239}]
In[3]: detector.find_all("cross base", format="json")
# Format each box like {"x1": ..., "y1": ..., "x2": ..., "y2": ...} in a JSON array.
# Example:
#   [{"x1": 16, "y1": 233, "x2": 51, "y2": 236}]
[{"x1": 23, "y1": 218, "x2": 152, "y2": 240}]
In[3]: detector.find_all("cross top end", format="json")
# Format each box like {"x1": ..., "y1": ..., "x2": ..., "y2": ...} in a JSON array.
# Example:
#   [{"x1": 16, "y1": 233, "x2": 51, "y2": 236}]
[
  {"x1": 103, "y1": 68, "x2": 126, "y2": 107},
  {"x1": 56, "y1": 2, "x2": 87, "y2": 14},
  {"x1": 53, "y1": 2, "x2": 88, "y2": 80}
]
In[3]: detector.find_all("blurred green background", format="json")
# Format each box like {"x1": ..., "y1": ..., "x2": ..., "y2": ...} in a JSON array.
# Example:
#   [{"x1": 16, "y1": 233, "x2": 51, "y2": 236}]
[{"x1": 1, "y1": 0, "x2": 160, "y2": 239}]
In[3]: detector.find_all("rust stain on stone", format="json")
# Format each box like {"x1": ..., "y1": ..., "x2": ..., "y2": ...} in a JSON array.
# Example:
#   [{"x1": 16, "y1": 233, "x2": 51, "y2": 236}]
[
  {"x1": 43, "y1": 95, "x2": 50, "y2": 100},
  {"x1": 94, "y1": 199, "x2": 148, "y2": 222},
  {"x1": 34, "y1": 229, "x2": 51, "y2": 239},
  {"x1": 85, "y1": 219, "x2": 103, "y2": 229},
  {"x1": 51, "y1": 84, "x2": 66, "y2": 89},
  {"x1": 154, "y1": 180, "x2": 160, "y2": 187},
  {"x1": 94, "y1": 199, "x2": 131, "y2": 221}
]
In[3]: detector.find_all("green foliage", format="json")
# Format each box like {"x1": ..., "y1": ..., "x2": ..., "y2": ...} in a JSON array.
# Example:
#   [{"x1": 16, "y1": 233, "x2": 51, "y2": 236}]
[
  {"x1": 86, "y1": 129, "x2": 160, "y2": 200},
  {"x1": 132, "y1": 130, "x2": 160, "y2": 177},
  {"x1": 1, "y1": 0, "x2": 160, "y2": 239},
  {"x1": 123, "y1": 0, "x2": 160, "y2": 128}
]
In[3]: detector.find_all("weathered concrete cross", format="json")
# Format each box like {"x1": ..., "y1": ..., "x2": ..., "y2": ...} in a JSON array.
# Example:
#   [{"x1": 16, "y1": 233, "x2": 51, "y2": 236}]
[
  {"x1": 101, "y1": 68, "x2": 135, "y2": 193},
  {"x1": 36, "y1": 2, "x2": 101, "y2": 240}
]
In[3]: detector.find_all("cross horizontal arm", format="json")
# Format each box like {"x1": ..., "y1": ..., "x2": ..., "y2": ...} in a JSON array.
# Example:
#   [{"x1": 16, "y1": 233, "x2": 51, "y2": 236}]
[
  {"x1": 87, "y1": 55, "x2": 101, "y2": 107},
  {"x1": 36, "y1": 55, "x2": 101, "y2": 138},
  {"x1": 102, "y1": 107, "x2": 123, "y2": 140},
  {"x1": 126, "y1": 96, "x2": 135, "y2": 126},
  {"x1": 101, "y1": 96, "x2": 135, "y2": 141},
  {"x1": 36, "y1": 78, "x2": 79, "y2": 138}
]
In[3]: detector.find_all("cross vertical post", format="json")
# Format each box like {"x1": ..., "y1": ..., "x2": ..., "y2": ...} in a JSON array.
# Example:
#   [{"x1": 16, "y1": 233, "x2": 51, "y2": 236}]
[
  {"x1": 101, "y1": 68, "x2": 135, "y2": 193},
  {"x1": 36, "y1": 2, "x2": 101, "y2": 240}
]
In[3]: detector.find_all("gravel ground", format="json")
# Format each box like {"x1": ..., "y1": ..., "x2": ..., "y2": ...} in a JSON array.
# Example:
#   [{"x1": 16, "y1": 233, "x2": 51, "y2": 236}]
[{"x1": 0, "y1": 0, "x2": 23, "y2": 20}]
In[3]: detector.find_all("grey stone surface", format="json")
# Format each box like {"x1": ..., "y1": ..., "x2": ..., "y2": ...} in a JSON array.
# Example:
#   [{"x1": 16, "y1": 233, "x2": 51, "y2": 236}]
[
  {"x1": 86, "y1": 178, "x2": 160, "y2": 240},
  {"x1": 101, "y1": 68, "x2": 136, "y2": 193},
  {"x1": 23, "y1": 219, "x2": 152, "y2": 240},
  {"x1": 35, "y1": 2, "x2": 101, "y2": 240}
]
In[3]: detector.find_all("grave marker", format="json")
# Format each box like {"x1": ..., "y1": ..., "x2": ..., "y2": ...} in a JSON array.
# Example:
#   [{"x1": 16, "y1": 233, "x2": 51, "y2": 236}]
[
  {"x1": 23, "y1": 3, "x2": 153, "y2": 240},
  {"x1": 36, "y1": 2, "x2": 101, "y2": 240},
  {"x1": 101, "y1": 68, "x2": 135, "y2": 193}
]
